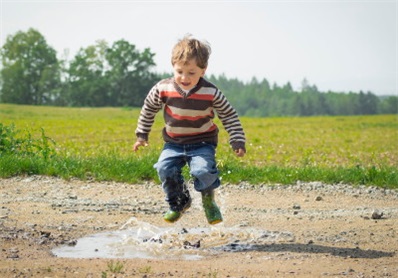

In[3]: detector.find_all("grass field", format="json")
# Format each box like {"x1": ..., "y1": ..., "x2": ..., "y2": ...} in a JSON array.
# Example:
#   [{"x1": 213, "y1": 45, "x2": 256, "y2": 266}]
[{"x1": 1, "y1": 104, "x2": 397, "y2": 187}]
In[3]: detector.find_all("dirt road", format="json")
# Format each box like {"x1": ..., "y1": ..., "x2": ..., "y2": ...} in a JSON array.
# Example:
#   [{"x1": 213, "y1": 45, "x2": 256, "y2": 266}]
[{"x1": 1, "y1": 176, "x2": 397, "y2": 277}]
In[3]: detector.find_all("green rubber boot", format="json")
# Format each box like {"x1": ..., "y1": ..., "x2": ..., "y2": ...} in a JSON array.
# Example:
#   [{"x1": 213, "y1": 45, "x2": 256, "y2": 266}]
[
  {"x1": 202, "y1": 190, "x2": 223, "y2": 225},
  {"x1": 163, "y1": 198, "x2": 192, "y2": 223},
  {"x1": 163, "y1": 210, "x2": 182, "y2": 223}
]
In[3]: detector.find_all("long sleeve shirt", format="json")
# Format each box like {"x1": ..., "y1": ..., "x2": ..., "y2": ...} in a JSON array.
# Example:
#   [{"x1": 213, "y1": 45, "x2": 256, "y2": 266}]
[{"x1": 135, "y1": 77, "x2": 246, "y2": 151}]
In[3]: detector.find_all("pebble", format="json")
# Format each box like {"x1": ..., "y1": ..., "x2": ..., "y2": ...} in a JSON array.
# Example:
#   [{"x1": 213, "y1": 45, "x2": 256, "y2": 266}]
[
  {"x1": 371, "y1": 210, "x2": 384, "y2": 219},
  {"x1": 6, "y1": 248, "x2": 20, "y2": 259},
  {"x1": 293, "y1": 204, "x2": 301, "y2": 210}
]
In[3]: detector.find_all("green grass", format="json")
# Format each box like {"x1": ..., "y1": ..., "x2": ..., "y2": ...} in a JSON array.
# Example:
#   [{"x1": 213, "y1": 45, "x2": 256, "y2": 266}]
[
  {"x1": 1, "y1": 104, "x2": 397, "y2": 188},
  {"x1": 107, "y1": 261, "x2": 124, "y2": 274}
]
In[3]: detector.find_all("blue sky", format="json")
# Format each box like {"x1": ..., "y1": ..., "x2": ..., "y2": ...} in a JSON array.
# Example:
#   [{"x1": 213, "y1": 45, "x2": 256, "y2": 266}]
[{"x1": 1, "y1": 0, "x2": 396, "y2": 95}]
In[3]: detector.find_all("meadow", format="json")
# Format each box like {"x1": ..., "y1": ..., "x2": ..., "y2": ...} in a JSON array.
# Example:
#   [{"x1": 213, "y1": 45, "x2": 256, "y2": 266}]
[{"x1": 1, "y1": 104, "x2": 397, "y2": 188}]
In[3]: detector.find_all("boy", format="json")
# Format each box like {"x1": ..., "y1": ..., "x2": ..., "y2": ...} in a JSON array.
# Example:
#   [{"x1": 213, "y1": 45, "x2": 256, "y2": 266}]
[{"x1": 133, "y1": 35, "x2": 246, "y2": 225}]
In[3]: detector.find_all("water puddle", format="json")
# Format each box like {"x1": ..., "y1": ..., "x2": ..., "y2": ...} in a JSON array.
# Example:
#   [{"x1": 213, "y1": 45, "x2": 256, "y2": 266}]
[{"x1": 52, "y1": 217, "x2": 295, "y2": 260}]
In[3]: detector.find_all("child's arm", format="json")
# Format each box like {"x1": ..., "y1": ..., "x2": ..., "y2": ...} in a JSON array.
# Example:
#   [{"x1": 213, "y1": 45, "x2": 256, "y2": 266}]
[
  {"x1": 133, "y1": 83, "x2": 162, "y2": 152},
  {"x1": 213, "y1": 90, "x2": 246, "y2": 155}
]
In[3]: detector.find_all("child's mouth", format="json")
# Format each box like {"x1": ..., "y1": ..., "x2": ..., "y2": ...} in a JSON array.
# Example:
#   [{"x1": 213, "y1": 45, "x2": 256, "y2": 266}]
[{"x1": 181, "y1": 82, "x2": 191, "y2": 87}]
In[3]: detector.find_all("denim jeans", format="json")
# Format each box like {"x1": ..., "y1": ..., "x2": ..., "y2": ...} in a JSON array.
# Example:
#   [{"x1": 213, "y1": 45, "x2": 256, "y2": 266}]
[{"x1": 154, "y1": 142, "x2": 220, "y2": 211}]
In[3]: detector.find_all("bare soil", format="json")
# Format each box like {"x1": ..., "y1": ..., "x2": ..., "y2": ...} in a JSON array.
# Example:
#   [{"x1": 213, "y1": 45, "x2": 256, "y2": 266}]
[{"x1": 1, "y1": 176, "x2": 397, "y2": 277}]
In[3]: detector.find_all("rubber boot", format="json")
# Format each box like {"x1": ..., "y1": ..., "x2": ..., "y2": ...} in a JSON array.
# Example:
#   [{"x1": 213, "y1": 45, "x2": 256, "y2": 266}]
[
  {"x1": 201, "y1": 190, "x2": 223, "y2": 225},
  {"x1": 163, "y1": 189, "x2": 192, "y2": 223},
  {"x1": 163, "y1": 199, "x2": 192, "y2": 223}
]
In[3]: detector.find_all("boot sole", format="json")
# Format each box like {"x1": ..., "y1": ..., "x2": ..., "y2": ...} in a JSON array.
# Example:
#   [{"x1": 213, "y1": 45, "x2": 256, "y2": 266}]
[{"x1": 208, "y1": 218, "x2": 223, "y2": 225}]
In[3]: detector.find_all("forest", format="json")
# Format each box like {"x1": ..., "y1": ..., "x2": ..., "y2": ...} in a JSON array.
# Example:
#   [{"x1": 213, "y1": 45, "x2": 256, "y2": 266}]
[{"x1": 1, "y1": 28, "x2": 397, "y2": 117}]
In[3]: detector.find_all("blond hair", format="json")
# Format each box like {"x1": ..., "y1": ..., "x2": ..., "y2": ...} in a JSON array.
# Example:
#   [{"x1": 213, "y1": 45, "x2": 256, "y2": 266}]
[{"x1": 171, "y1": 35, "x2": 211, "y2": 69}]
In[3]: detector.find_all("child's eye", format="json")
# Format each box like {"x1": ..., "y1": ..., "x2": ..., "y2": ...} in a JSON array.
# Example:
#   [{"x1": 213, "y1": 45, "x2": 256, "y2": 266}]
[{"x1": 189, "y1": 72, "x2": 195, "y2": 75}]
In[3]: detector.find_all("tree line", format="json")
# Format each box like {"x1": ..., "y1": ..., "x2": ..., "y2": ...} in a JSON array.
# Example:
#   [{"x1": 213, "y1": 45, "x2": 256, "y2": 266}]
[
  {"x1": 208, "y1": 75, "x2": 397, "y2": 116},
  {"x1": 0, "y1": 28, "x2": 157, "y2": 107},
  {"x1": 1, "y1": 28, "x2": 397, "y2": 116}
]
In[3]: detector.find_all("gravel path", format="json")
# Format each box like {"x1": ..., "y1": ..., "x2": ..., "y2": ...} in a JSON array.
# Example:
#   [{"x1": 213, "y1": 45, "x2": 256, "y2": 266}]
[{"x1": 1, "y1": 176, "x2": 397, "y2": 277}]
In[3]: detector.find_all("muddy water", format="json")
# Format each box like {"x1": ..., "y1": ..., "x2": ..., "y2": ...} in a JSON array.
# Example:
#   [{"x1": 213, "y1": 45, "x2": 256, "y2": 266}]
[{"x1": 52, "y1": 217, "x2": 295, "y2": 260}]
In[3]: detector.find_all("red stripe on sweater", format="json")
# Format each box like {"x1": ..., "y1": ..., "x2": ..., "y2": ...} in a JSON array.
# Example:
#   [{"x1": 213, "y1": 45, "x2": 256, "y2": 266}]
[
  {"x1": 187, "y1": 93, "x2": 214, "y2": 101},
  {"x1": 160, "y1": 90, "x2": 214, "y2": 101},
  {"x1": 160, "y1": 91, "x2": 182, "y2": 98}
]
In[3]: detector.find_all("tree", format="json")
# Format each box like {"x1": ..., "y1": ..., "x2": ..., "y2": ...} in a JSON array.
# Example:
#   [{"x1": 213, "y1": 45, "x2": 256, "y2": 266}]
[
  {"x1": 65, "y1": 40, "x2": 109, "y2": 106},
  {"x1": 105, "y1": 40, "x2": 156, "y2": 106},
  {"x1": 357, "y1": 91, "x2": 379, "y2": 114},
  {"x1": 379, "y1": 96, "x2": 398, "y2": 114},
  {"x1": 63, "y1": 39, "x2": 157, "y2": 107},
  {"x1": 0, "y1": 28, "x2": 60, "y2": 105}
]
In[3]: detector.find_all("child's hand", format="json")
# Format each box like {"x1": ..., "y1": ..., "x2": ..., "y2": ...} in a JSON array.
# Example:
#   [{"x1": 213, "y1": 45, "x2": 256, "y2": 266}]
[
  {"x1": 235, "y1": 148, "x2": 245, "y2": 157},
  {"x1": 133, "y1": 140, "x2": 148, "y2": 152}
]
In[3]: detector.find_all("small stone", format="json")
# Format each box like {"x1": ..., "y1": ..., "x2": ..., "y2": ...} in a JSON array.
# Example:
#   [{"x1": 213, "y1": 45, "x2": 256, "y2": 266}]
[
  {"x1": 315, "y1": 196, "x2": 323, "y2": 201},
  {"x1": 293, "y1": 204, "x2": 301, "y2": 210},
  {"x1": 7, "y1": 248, "x2": 19, "y2": 259},
  {"x1": 67, "y1": 240, "x2": 77, "y2": 246},
  {"x1": 183, "y1": 240, "x2": 200, "y2": 249},
  {"x1": 40, "y1": 231, "x2": 51, "y2": 238},
  {"x1": 180, "y1": 228, "x2": 188, "y2": 234},
  {"x1": 371, "y1": 210, "x2": 383, "y2": 220},
  {"x1": 7, "y1": 254, "x2": 19, "y2": 259}
]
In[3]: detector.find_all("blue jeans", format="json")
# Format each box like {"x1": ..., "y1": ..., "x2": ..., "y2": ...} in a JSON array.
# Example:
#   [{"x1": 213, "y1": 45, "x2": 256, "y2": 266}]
[{"x1": 154, "y1": 142, "x2": 220, "y2": 211}]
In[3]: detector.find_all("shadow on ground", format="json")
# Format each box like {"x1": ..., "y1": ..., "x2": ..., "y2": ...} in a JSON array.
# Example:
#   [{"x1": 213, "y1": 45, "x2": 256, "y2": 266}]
[{"x1": 218, "y1": 243, "x2": 395, "y2": 259}]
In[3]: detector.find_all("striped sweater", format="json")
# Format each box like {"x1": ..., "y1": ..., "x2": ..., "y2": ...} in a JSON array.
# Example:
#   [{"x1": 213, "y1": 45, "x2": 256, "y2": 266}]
[{"x1": 135, "y1": 77, "x2": 246, "y2": 151}]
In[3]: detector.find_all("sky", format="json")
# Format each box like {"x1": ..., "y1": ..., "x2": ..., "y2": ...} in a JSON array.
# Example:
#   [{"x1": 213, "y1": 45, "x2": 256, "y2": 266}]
[{"x1": 1, "y1": 0, "x2": 397, "y2": 96}]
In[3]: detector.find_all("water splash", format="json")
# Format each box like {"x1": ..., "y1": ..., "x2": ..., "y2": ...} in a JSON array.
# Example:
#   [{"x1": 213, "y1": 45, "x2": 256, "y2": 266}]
[{"x1": 52, "y1": 217, "x2": 295, "y2": 260}]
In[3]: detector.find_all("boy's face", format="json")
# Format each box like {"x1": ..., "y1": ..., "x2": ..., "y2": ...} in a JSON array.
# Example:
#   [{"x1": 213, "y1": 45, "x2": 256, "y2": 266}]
[{"x1": 173, "y1": 59, "x2": 206, "y2": 91}]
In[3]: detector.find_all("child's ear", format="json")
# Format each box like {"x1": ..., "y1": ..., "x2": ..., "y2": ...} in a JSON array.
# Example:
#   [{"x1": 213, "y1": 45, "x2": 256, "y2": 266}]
[{"x1": 201, "y1": 67, "x2": 207, "y2": 77}]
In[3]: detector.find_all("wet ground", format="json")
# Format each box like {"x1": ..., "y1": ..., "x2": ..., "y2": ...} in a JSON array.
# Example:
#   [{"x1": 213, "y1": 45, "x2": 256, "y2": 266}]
[{"x1": 52, "y1": 218, "x2": 296, "y2": 260}]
